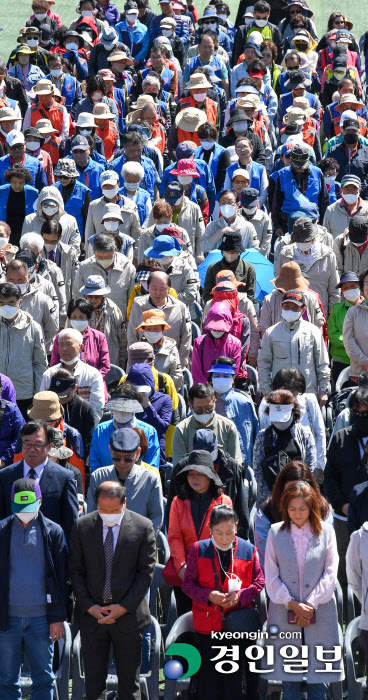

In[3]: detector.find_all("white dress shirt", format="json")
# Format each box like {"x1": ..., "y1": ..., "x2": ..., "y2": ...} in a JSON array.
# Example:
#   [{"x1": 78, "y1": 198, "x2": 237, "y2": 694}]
[
  {"x1": 23, "y1": 460, "x2": 47, "y2": 481},
  {"x1": 102, "y1": 511, "x2": 124, "y2": 552}
]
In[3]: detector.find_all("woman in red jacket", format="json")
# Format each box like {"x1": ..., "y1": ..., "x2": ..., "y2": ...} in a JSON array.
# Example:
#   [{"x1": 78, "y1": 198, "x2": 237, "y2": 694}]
[
  {"x1": 182, "y1": 504, "x2": 265, "y2": 700},
  {"x1": 168, "y1": 450, "x2": 232, "y2": 616}
]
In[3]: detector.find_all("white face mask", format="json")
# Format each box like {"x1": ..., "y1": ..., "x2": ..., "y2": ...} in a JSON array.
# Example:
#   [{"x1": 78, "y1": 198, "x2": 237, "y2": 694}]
[
  {"x1": 16, "y1": 511, "x2": 38, "y2": 524},
  {"x1": 62, "y1": 353, "x2": 80, "y2": 365},
  {"x1": 234, "y1": 121, "x2": 249, "y2": 132},
  {"x1": 35, "y1": 12, "x2": 47, "y2": 19},
  {"x1": 207, "y1": 22, "x2": 217, "y2": 30},
  {"x1": 99, "y1": 512, "x2": 122, "y2": 526},
  {"x1": 200, "y1": 140, "x2": 215, "y2": 150},
  {"x1": 255, "y1": 17, "x2": 268, "y2": 26},
  {"x1": 178, "y1": 175, "x2": 193, "y2": 186},
  {"x1": 127, "y1": 11, "x2": 138, "y2": 21},
  {"x1": 343, "y1": 193, "x2": 359, "y2": 204},
  {"x1": 44, "y1": 242, "x2": 56, "y2": 252},
  {"x1": 0, "y1": 237, "x2": 8, "y2": 248},
  {"x1": 18, "y1": 282, "x2": 28, "y2": 295},
  {"x1": 281, "y1": 308, "x2": 301, "y2": 323},
  {"x1": 104, "y1": 220, "x2": 119, "y2": 232},
  {"x1": 124, "y1": 181, "x2": 140, "y2": 191},
  {"x1": 102, "y1": 187, "x2": 118, "y2": 199},
  {"x1": 97, "y1": 257, "x2": 114, "y2": 269},
  {"x1": 1, "y1": 304, "x2": 19, "y2": 319},
  {"x1": 212, "y1": 376, "x2": 233, "y2": 394},
  {"x1": 159, "y1": 256, "x2": 174, "y2": 266},
  {"x1": 50, "y1": 68, "x2": 63, "y2": 78},
  {"x1": 112, "y1": 409, "x2": 134, "y2": 424},
  {"x1": 324, "y1": 175, "x2": 336, "y2": 185},
  {"x1": 211, "y1": 535, "x2": 233, "y2": 551},
  {"x1": 66, "y1": 42, "x2": 79, "y2": 51},
  {"x1": 220, "y1": 204, "x2": 236, "y2": 218},
  {"x1": 27, "y1": 39, "x2": 39, "y2": 47},
  {"x1": 272, "y1": 416, "x2": 293, "y2": 430},
  {"x1": 91, "y1": 91, "x2": 103, "y2": 102},
  {"x1": 70, "y1": 319, "x2": 88, "y2": 332},
  {"x1": 217, "y1": 13, "x2": 227, "y2": 21},
  {"x1": 296, "y1": 241, "x2": 313, "y2": 252},
  {"x1": 193, "y1": 92, "x2": 207, "y2": 102},
  {"x1": 193, "y1": 410, "x2": 215, "y2": 424},
  {"x1": 145, "y1": 330, "x2": 163, "y2": 343},
  {"x1": 137, "y1": 385, "x2": 151, "y2": 395},
  {"x1": 42, "y1": 204, "x2": 58, "y2": 216},
  {"x1": 211, "y1": 330, "x2": 225, "y2": 338},
  {"x1": 223, "y1": 251, "x2": 239, "y2": 263},
  {"x1": 343, "y1": 288, "x2": 360, "y2": 302},
  {"x1": 82, "y1": 9, "x2": 93, "y2": 15},
  {"x1": 155, "y1": 223, "x2": 168, "y2": 232},
  {"x1": 244, "y1": 205, "x2": 257, "y2": 215},
  {"x1": 161, "y1": 29, "x2": 173, "y2": 37},
  {"x1": 26, "y1": 141, "x2": 41, "y2": 152}
]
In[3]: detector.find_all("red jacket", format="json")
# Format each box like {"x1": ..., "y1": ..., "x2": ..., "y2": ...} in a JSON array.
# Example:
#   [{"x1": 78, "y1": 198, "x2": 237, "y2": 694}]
[{"x1": 168, "y1": 493, "x2": 232, "y2": 573}]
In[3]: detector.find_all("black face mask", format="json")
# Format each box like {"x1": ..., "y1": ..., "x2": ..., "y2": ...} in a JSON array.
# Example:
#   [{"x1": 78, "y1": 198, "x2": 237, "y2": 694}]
[
  {"x1": 343, "y1": 133, "x2": 359, "y2": 146},
  {"x1": 352, "y1": 414, "x2": 368, "y2": 438},
  {"x1": 294, "y1": 42, "x2": 308, "y2": 51}
]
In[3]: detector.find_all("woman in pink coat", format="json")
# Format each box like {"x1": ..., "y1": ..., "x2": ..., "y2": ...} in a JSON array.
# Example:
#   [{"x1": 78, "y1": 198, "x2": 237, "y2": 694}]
[
  {"x1": 50, "y1": 298, "x2": 111, "y2": 398},
  {"x1": 191, "y1": 302, "x2": 242, "y2": 384}
]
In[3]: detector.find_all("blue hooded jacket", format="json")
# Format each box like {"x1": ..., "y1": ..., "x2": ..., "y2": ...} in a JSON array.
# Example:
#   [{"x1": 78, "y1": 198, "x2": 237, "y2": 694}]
[{"x1": 126, "y1": 364, "x2": 172, "y2": 470}]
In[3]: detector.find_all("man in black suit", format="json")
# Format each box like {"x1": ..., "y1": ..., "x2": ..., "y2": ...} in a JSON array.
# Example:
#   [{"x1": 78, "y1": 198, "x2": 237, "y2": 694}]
[
  {"x1": 0, "y1": 420, "x2": 78, "y2": 543},
  {"x1": 69, "y1": 481, "x2": 156, "y2": 700}
]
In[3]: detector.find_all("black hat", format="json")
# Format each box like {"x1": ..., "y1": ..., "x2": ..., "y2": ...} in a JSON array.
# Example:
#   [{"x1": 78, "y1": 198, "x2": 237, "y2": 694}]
[
  {"x1": 176, "y1": 450, "x2": 223, "y2": 487},
  {"x1": 241, "y1": 187, "x2": 259, "y2": 208},
  {"x1": 24, "y1": 126, "x2": 45, "y2": 145},
  {"x1": 125, "y1": 0, "x2": 138, "y2": 10},
  {"x1": 281, "y1": 290, "x2": 305, "y2": 307},
  {"x1": 283, "y1": 122, "x2": 303, "y2": 135},
  {"x1": 227, "y1": 108, "x2": 252, "y2": 128},
  {"x1": 219, "y1": 231, "x2": 245, "y2": 253},
  {"x1": 349, "y1": 215, "x2": 368, "y2": 245},
  {"x1": 165, "y1": 181, "x2": 183, "y2": 205},
  {"x1": 291, "y1": 143, "x2": 310, "y2": 169},
  {"x1": 15, "y1": 248, "x2": 37, "y2": 269},
  {"x1": 63, "y1": 30, "x2": 83, "y2": 48},
  {"x1": 291, "y1": 217, "x2": 316, "y2": 242},
  {"x1": 342, "y1": 118, "x2": 360, "y2": 132},
  {"x1": 49, "y1": 374, "x2": 76, "y2": 398},
  {"x1": 333, "y1": 55, "x2": 347, "y2": 69},
  {"x1": 284, "y1": 69, "x2": 311, "y2": 88},
  {"x1": 110, "y1": 427, "x2": 140, "y2": 452}
]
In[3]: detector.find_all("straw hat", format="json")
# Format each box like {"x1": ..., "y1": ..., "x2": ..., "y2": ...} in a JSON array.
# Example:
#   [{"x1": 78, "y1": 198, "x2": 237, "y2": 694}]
[
  {"x1": 186, "y1": 73, "x2": 212, "y2": 91},
  {"x1": 136, "y1": 308, "x2": 171, "y2": 331},
  {"x1": 92, "y1": 103, "x2": 116, "y2": 120},
  {"x1": 271, "y1": 261, "x2": 309, "y2": 292},
  {"x1": 28, "y1": 391, "x2": 64, "y2": 421},
  {"x1": 335, "y1": 93, "x2": 364, "y2": 113},
  {"x1": 175, "y1": 107, "x2": 207, "y2": 132}
]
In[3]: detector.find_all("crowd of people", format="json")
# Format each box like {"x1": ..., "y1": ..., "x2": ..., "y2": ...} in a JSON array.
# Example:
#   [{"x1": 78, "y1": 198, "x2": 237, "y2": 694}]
[{"x1": 2, "y1": 0, "x2": 368, "y2": 697}]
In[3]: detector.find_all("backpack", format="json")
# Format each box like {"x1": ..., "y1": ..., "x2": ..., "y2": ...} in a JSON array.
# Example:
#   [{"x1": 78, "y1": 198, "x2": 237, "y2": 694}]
[{"x1": 261, "y1": 425, "x2": 301, "y2": 491}]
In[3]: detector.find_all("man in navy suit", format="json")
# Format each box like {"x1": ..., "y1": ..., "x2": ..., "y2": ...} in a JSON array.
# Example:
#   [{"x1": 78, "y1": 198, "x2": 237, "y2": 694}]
[{"x1": 0, "y1": 420, "x2": 78, "y2": 543}]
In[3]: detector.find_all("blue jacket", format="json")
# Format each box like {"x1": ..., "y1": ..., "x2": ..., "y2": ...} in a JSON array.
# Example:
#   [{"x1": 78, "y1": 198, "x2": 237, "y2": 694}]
[
  {"x1": 160, "y1": 158, "x2": 216, "y2": 215},
  {"x1": 54, "y1": 180, "x2": 90, "y2": 239},
  {"x1": 45, "y1": 73, "x2": 82, "y2": 114},
  {"x1": 90, "y1": 418, "x2": 160, "y2": 472},
  {"x1": 0, "y1": 183, "x2": 38, "y2": 222},
  {"x1": 194, "y1": 143, "x2": 226, "y2": 181},
  {"x1": 115, "y1": 18, "x2": 149, "y2": 64},
  {"x1": 278, "y1": 164, "x2": 322, "y2": 215},
  {"x1": 0, "y1": 512, "x2": 68, "y2": 630},
  {"x1": 327, "y1": 142, "x2": 368, "y2": 200},
  {"x1": 0, "y1": 399, "x2": 25, "y2": 466},
  {"x1": 0, "y1": 458, "x2": 78, "y2": 544},
  {"x1": 66, "y1": 156, "x2": 105, "y2": 201},
  {"x1": 118, "y1": 185, "x2": 150, "y2": 225},
  {"x1": 327, "y1": 180, "x2": 341, "y2": 204},
  {"x1": 111, "y1": 85, "x2": 127, "y2": 136},
  {"x1": 225, "y1": 160, "x2": 265, "y2": 193},
  {"x1": 140, "y1": 65, "x2": 174, "y2": 92},
  {"x1": 126, "y1": 364, "x2": 172, "y2": 469},
  {"x1": 111, "y1": 153, "x2": 157, "y2": 203},
  {"x1": 0, "y1": 154, "x2": 47, "y2": 191},
  {"x1": 219, "y1": 388, "x2": 259, "y2": 466}
]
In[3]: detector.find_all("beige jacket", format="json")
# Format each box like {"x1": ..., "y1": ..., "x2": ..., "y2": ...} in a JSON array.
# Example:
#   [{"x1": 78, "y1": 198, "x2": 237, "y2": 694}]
[
  {"x1": 200, "y1": 212, "x2": 259, "y2": 253},
  {"x1": 323, "y1": 198, "x2": 368, "y2": 240},
  {"x1": 172, "y1": 412, "x2": 242, "y2": 465},
  {"x1": 38, "y1": 259, "x2": 67, "y2": 328},
  {"x1": 127, "y1": 294, "x2": 192, "y2": 368},
  {"x1": 89, "y1": 298, "x2": 127, "y2": 366},
  {"x1": 343, "y1": 302, "x2": 368, "y2": 377},
  {"x1": 20, "y1": 284, "x2": 59, "y2": 353},
  {"x1": 0, "y1": 310, "x2": 47, "y2": 400},
  {"x1": 274, "y1": 225, "x2": 334, "y2": 267},
  {"x1": 72, "y1": 252, "x2": 136, "y2": 318},
  {"x1": 202, "y1": 292, "x2": 260, "y2": 359},
  {"x1": 244, "y1": 209, "x2": 273, "y2": 257},
  {"x1": 21, "y1": 186, "x2": 81, "y2": 253},
  {"x1": 137, "y1": 223, "x2": 193, "y2": 264},
  {"x1": 127, "y1": 335, "x2": 183, "y2": 389},
  {"x1": 275, "y1": 242, "x2": 340, "y2": 316},
  {"x1": 162, "y1": 253, "x2": 200, "y2": 307},
  {"x1": 146, "y1": 196, "x2": 205, "y2": 261},
  {"x1": 42, "y1": 240, "x2": 78, "y2": 304},
  {"x1": 259, "y1": 288, "x2": 325, "y2": 334},
  {"x1": 84, "y1": 194, "x2": 141, "y2": 244},
  {"x1": 258, "y1": 317, "x2": 330, "y2": 395},
  {"x1": 333, "y1": 231, "x2": 368, "y2": 275}
]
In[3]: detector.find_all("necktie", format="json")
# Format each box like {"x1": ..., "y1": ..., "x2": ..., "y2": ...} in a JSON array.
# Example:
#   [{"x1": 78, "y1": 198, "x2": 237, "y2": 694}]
[
  {"x1": 28, "y1": 468, "x2": 37, "y2": 480},
  {"x1": 49, "y1": 250, "x2": 55, "y2": 262},
  {"x1": 103, "y1": 527, "x2": 114, "y2": 602}
]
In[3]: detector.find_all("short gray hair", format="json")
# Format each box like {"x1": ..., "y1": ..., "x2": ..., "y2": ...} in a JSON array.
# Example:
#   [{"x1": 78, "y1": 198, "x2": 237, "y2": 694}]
[
  {"x1": 122, "y1": 161, "x2": 144, "y2": 180},
  {"x1": 59, "y1": 328, "x2": 83, "y2": 345},
  {"x1": 142, "y1": 75, "x2": 160, "y2": 91},
  {"x1": 20, "y1": 232, "x2": 44, "y2": 253},
  {"x1": 93, "y1": 233, "x2": 115, "y2": 253}
]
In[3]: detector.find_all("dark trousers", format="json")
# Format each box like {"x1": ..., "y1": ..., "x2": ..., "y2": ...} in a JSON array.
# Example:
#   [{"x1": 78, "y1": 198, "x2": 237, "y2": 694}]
[
  {"x1": 79, "y1": 614, "x2": 143, "y2": 700},
  {"x1": 359, "y1": 628, "x2": 368, "y2": 698},
  {"x1": 331, "y1": 360, "x2": 349, "y2": 389},
  {"x1": 16, "y1": 397, "x2": 33, "y2": 420},
  {"x1": 173, "y1": 585, "x2": 192, "y2": 618},
  {"x1": 334, "y1": 516, "x2": 350, "y2": 590}
]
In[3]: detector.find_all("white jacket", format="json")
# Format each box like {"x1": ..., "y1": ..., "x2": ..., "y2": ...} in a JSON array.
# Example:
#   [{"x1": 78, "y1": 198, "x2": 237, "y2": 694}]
[
  {"x1": 343, "y1": 302, "x2": 368, "y2": 377},
  {"x1": 200, "y1": 212, "x2": 259, "y2": 253},
  {"x1": 21, "y1": 186, "x2": 81, "y2": 253},
  {"x1": 346, "y1": 523, "x2": 368, "y2": 630},
  {"x1": 20, "y1": 284, "x2": 59, "y2": 353},
  {"x1": 40, "y1": 359, "x2": 105, "y2": 419}
]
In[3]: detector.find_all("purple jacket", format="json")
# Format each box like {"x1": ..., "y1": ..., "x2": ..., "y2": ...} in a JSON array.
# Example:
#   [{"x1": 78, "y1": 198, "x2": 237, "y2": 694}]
[
  {"x1": 191, "y1": 303, "x2": 242, "y2": 384},
  {"x1": 0, "y1": 400, "x2": 25, "y2": 466},
  {"x1": 50, "y1": 326, "x2": 111, "y2": 379},
  {"x1": 0, "y1": 374, "x2": 16, "y2": 403},
  {"x1": 100, "y1": 1, "x2": 120, "y2": 25}
]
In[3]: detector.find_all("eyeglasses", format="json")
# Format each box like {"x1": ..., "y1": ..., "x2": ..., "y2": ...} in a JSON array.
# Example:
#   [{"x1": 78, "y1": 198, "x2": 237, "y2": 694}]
[
  {"x1": 352, "y1": 409, "x2": 368, "y2": 419},
  {"x1": 235, "y1": 146, "x2": 250, "y2": 152},
  {"x1": 22, "y1": 440, "x2": 48, "y2": 450}
]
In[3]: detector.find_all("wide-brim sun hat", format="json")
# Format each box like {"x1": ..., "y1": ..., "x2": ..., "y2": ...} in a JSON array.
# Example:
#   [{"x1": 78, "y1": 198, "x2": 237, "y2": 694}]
[{"x1": 175, "y1": 107, "x2": 207, "y2": 132}]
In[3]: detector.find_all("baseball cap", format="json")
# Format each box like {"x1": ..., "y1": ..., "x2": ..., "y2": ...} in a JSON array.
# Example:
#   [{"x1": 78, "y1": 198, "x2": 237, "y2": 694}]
[
  {"x1": 341, "y1": 174, "x2": 361, "y2": 189},
  {"x1": 193, "y1": 429, "x2": 219, "y2": 452},
  {"x1": 49, "y1": 374, "x2": 77, "y2": 399},
  {"x1": 6, "y1": 130, "x2": 25, "y2": 147},
  {"x1": 71, "y1": 135, "x2": 89, "y2": 151},
  {"x1": 100, "y1": 170, "x2": 119, "y2": 187},
  {"x1": 11, "y1": 478, "x2": 42, "y2": 514},
  {"x1": 281, "y1": 290, "x2": 305, "y2": 306},
  {"x1": 341, "y1": 117, "x2": 359, "y2": 131},
  {"x1": 109, "y1": 427, "x2": 140, "y2": 452},
  {"x1": 349, "y1": 215, "x2": 368, "y2": 245},
  {"x1": 164, "y1": 181, "x2": 183, "y2": 205},
  {"x1": 125, "y1": 0, "x2": 138, "y2": 12},
  {"x1": 176, "y1": 142, "x2": 194, "y2": 160}
]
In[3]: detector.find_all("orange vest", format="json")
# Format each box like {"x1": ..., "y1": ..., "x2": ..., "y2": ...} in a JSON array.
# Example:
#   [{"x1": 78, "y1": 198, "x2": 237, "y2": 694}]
[
  {"x1": 41, "y1": 135, "x2": 61, "y2": 165},
  {"x1": 31, "y1": 99, "x2": 64, "y2": 136},
  {"x1": 96, "y1": 120, "x2": 117, "y2": 160},
  {"x1": 280, "y1": 116, "x2": 318, "y2": 147},
  {"x1": 179, "y1": 95, "x2": 218, "y2": 127},
  {"x1": 333, "y1": 113, "x2": 367, "y2": 137},
  {"x1": 151, "y1": 120, "x2": 166, "y2": 155}
]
